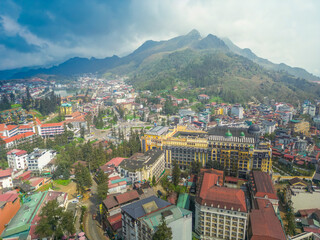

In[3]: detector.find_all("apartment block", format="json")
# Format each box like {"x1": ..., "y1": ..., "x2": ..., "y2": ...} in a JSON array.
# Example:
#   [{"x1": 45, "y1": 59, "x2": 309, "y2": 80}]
[
  {"x1": 27, "y1": 149, "x2": 56, "y2": 172},
  {"x1": 7, "y1": 149, "x2": 28, "y2": 170},
  {"x1": 118, "y1": 149, "x2": 165, "y2": 183}
]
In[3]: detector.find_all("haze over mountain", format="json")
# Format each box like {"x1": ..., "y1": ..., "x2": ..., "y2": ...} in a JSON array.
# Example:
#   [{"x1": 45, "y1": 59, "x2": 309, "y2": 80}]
[
  {"x1": 1, "y1": 30, "x2": 319, "y2": 104},
  {"x1": 0, "y1": 30, "x2": 319, "y2": 83}
]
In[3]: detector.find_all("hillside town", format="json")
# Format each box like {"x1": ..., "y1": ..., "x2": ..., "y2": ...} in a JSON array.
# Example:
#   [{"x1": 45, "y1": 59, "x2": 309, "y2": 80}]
[{"x1": 1, "y1": 75, "x2": 320, "y2": 240}]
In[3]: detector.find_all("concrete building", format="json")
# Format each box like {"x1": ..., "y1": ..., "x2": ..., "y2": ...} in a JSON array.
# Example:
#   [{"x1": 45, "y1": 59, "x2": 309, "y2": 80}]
[
  {"x1": 301, "y1": 102, "x2": 316, "y2": 117},
  {"x1": 141, "y1": 125, "x2": 272, "y2": 177},
  {"x1": 38, "y1": 122, "x2": 64, "y2": 137},
  {"x1": 195, "y1": 169, "x2": 248, "y2": 240},
  {"x1": 118, "y1": 149, "x2": 165, "y2": 183},
  {"x1": 262, "y1": 120, "x2": 276, "y2": 134},
  {"x1": 101, "y1": 187, "x2": 155, "y2": 237},
  {"x1": 7, "y1": 149, "x2": 28, "y2": 170},
  {"x1": 0, "y1": 169, "x2": 13, "y2": 189},
  {"x1": 231, "y1": 105, "x2": 244, "y2": 119},
  {"x1": 121, "y1": 195, "x2": 192, "y2": 240},
  {"x1": 0, "y1": 192, "x2": 21, "y2": 236},
  {"x1": 27, "y1": 149, "x2": 56, "y2": 172}
]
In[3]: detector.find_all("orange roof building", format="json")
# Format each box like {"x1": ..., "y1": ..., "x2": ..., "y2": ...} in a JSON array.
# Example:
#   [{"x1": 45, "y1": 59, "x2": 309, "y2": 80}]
[
  {"x1": 0, "y1": 192, "x2": 20, "y2": 235},
  {"x1": 195, "y1": 168, "x2": 248, "y2": 240}
]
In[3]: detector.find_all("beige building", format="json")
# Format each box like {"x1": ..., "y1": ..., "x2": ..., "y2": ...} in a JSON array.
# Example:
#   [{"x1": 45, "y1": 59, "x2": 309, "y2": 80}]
[
  {"x1": 288, "y1": 119, "x2": 310, "y2": 135},
  {"x1": 141, "y1": 125, "x2": 272, "y2": 178}
]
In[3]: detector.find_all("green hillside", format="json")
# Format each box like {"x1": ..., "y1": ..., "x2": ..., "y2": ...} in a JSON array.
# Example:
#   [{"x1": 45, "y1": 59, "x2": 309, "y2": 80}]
[{"x1": 128, "y1": 48, "x2": 320, "y2": 104}]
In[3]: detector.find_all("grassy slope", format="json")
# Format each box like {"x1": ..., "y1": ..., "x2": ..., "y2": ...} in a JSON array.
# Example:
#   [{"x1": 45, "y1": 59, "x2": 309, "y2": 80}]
[{"x1": 127, "y1": 48, "x2": 320, "y2": 105}]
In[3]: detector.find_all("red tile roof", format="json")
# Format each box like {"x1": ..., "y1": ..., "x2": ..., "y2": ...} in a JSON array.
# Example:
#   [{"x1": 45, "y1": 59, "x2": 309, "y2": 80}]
[
  {"x1": 0, "y1": 169, "x2": 12, "y2": 178},
  {"x1": 251, "y1": 171, "x2": 278, "y2": 200},
  {"x1": 103, "y1": 195, "x2": 119, "y2": 210},
  {"x1": 0, "y1": 192, "x2": 18, "y2": 202},
  {"x1": 107, "y1": 212, "x2": 122, "y2": 225},
  {"x1": 109, "y1": 176, "x2": 121, "y2": 181},
  {"x1": 115, "y1": 190, "x2": 139, "y2": 205},
  {"x1": 7, "y1": 149, "x2": 28, "y2": 156},
  {"x1": 18, "y1": 125, "x2": 33, "y2": 129},
  {"x1": 41, "y1": 122, "x2": 63, "y2": 128},
  {"x1": 29, "y1": 177, "x2": 44, "y2": 187},
  {"x1": 17, "y1": 171, "x2": 32, "y2": 180},
  {"x1": 197, "y1": 171, "x2": 246, "y2": 212},
  {"x1": 284, "y1": 154, "x2": 294, "y2": 159},
  {"x1": 3, "y1": 132, "x2": 35, "y2": 143},
  {"x1": 6, "y1": 125, "x2": 18, "y2": 131},
  {"x1": 0, "y1": 124, "x2": 6, "y2": 131},
  {"x1": 250, "y1": 199, "x2": 286, "y2": 240},
  {"x1": 106, "y1": 157, "x2": 125, "y2": 167},
  {"x1": 303, "y1": 227, "x2": 320, "y2": 234}
]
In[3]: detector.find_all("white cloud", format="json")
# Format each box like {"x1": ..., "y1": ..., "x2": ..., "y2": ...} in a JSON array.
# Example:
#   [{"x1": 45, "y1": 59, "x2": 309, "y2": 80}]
[{"x1": 0, "y1": 0, "x2": 319, "y2": 76}]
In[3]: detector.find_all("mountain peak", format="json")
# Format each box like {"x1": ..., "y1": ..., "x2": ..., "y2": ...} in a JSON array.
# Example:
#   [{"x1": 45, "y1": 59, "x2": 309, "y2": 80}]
[
  {"x1": 193, "y1": 34, "x2": 229, "y2": 50},
  {"x1": 186, "y1": 29, "x2": 201, "y2": 38}
]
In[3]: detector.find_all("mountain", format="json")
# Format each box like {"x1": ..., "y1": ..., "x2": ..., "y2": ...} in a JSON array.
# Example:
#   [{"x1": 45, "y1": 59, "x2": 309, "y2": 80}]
[
  {"x1": 222, "y1": 38, "x2": 320, "y2": 82},
  {"x1": 1, "y1": 30, "x2": 318, "y2": 83},
  {"x1": 0, "y1": 30, "x2": 319, "y2": 104},
  {"x1": 9, "y1": 55, "x2": 121, "y2": 79}
]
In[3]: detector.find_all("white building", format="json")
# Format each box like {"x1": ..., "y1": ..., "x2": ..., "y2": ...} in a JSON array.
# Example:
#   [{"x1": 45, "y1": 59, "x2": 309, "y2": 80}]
[
  {"x1": 301, "y1": 102, "x2": 316, "y2": 117},
  {"x1": 262, "y1": 121, "x2": 276, "y2": 134},
  {"x1": 7, "y1": 149, "x2": 28, "y2": 170},
  {"x1": 27, "y1": 149, "x2": 56, "y2": 172},
  {"x1": 231, "y1": 105, "x2": 244, "y2": 119},
  {"x1": 0, "y1": 169, "x2": 13, "y2": 189}
]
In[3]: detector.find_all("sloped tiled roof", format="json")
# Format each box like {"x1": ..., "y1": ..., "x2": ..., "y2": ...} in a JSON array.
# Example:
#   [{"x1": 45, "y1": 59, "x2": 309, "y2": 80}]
[{"x1": 250, "y1": 199, "x2": 286, "y2": 240}]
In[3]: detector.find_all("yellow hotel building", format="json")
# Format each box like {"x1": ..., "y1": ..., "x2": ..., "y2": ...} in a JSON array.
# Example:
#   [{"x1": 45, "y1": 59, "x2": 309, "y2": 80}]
[{"x1": 141, "y1": 125, "x2": 272, "y2": 177}]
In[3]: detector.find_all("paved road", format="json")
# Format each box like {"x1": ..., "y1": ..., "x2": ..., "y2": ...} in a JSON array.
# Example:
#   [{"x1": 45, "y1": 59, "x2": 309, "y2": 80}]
[{"x1": 84, "y1": 177, "x2": 109, "y2": 240}]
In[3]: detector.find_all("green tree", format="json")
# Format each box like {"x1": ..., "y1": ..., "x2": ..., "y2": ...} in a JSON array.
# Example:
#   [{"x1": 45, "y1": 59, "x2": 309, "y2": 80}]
[
  {"x1": 152, "y1": 215, "x2": 173, "y2": 240},
  {"x1": 285, "y1": 200, "x2": 296, "y2": 236},
  {"x1": 172, "y1": 161, "x2": 181, "y2": 186},
  {"x1": 80, "y1": 126, "x2": 85, "y2": 138},
  {"x1": 35, "y1": 200, "x2": 75, "y2": 239},
  {"x1": 152, "y1": 175, "x2": 156, "y2": 186},
  {"x1": 75, "y1": 163, "x2": 92, "y2": 195}
]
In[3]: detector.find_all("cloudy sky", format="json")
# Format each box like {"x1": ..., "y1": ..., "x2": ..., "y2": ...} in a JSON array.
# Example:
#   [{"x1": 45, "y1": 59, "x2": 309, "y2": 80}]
[{"x1": 0, "y1": 0, "x2": 319, "y2": 76}]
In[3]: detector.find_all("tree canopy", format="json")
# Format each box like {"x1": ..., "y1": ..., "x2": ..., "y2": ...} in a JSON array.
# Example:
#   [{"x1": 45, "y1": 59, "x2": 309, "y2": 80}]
[
  {"x1": 75, "y1": 163, "x2": 92, "y2": 195},
  {"x1": 152, "y1": 215, "x2": 173, "y2": 240},
  {"x1": 35, "y1": 200, "x2": 75, "y2": 239}
]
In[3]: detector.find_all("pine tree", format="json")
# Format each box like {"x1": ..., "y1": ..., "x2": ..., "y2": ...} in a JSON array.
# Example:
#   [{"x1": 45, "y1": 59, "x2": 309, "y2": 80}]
[
  {"x1": 152, "y1": 215, "x2": 173, "y2": 240},
  {"x1": 75, "y1": 163, "x2": 92, "y2": 195},
  {"x1": 35, "y1": 200, "x2": 75, "y2": 239},
  {"x1": 172, "y1": 161, "x2": 181, "y2": 186}
]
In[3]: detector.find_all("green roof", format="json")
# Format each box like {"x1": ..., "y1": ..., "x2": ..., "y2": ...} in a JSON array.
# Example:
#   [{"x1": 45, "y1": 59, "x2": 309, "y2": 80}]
[
  {"x1": 290, "y1": 119, "x2": 300, "y2": 123},
  {"x1": 61, "y1": 103, "x2": 72, "y2": 107},
  {"x1": 225, "y1": 129, "x2": 232, "y2": 137},
  {"x1": 111, "y1": 178, "x2": 126, "y2": 184},
  {"x1": 177, "y1": 193, "x2": 190, "y2": 210},
  {"x1": 1, "y1": 191, "x2": 47, "y2": 238},
  {"x1": 140, "y1": 205, "x2": 192, "y2": 232}
]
